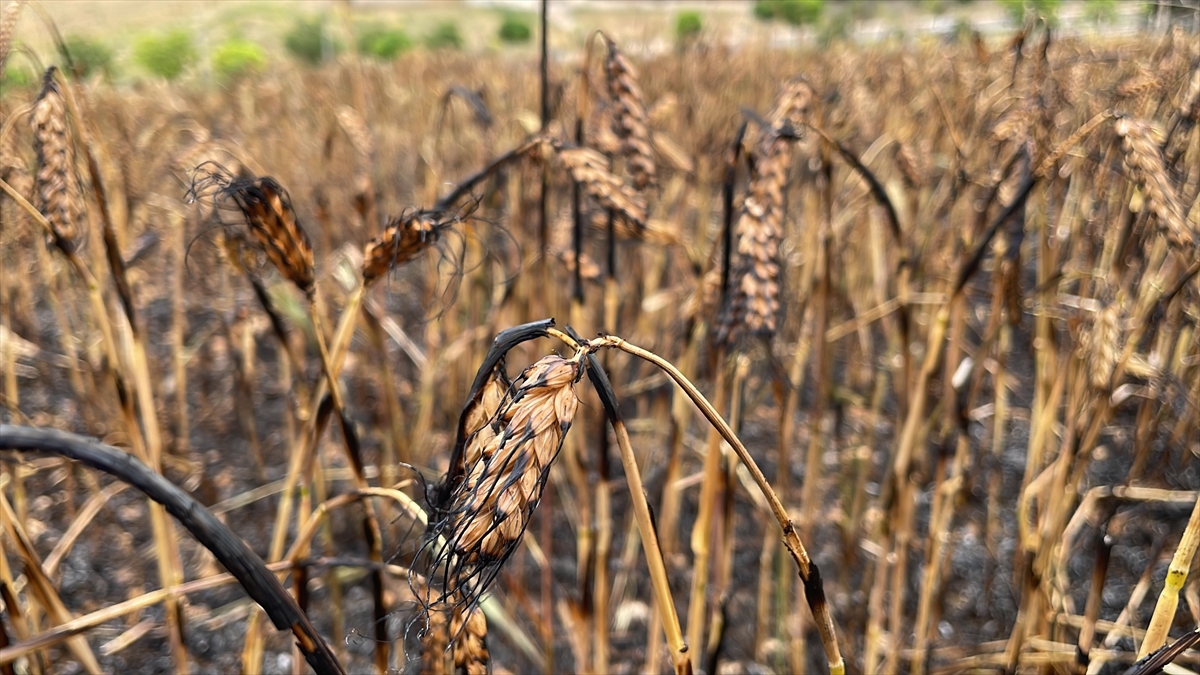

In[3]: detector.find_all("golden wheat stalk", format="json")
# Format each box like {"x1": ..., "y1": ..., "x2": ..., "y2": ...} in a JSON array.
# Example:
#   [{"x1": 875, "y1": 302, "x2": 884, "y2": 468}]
[
  {"x1": 31, "y1": 67, "x2": 83, "y2": 253},
  {"x1": 1115, "y1": 117, "x2": 1191, "y2": 248},
  {"x1": 604, "y1": 38, "x2": 656, "y2": 191},
  {"x1": 554, "y1": 142, "x2": 647, "y2": 228}
]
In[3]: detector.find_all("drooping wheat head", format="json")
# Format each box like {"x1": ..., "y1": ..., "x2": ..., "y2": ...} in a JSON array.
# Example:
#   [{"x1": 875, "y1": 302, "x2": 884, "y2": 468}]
[
  {"x1": 1115, "y1": 117, "x2": 1191, "y2": 248},
  {"x1": 554, "y1": 142, "x2": 647, "y2": 229},
  {"x1": 361, "y1": 210, "x2": 442, "y2": 284},
  {"x1": 196, "y1": 166, "x2": 316, "y2": 294},
  {"x1": 604, "y1": 38, "x2": 656, "y2": 191},
  {"x1": 419, "y1": 605, "x2": 451, "y2": 675},
  {"x1": 717, "y1": 78, "x2": 814, "y2": 345},
  {"x1": 428, "y1": 353, "x2": 583, "y2": 608},
  {"x1": 31, "y1": 67, "x2": 83, "y2": 254}
]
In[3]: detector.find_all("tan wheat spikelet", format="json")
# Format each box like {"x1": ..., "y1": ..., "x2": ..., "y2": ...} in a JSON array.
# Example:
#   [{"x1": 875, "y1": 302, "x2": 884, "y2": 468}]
[
  {"x1": 420, "y1": 607, "x2": 451, "y2": 675},
  {"x1": 1083, "y1": 303, "x2": 1122, "y2": 392},
  {"x1": 718, "y1": 78, "x2": 814, "y2": 344},
  {"x1": 335, "y1": 105, "x2": 374, "y2": 159},
  {"x1": 221, "y1": 174, "x2": 316, "y2": 293},
  {"x1": 0, "y1": 0, "x2": 23, "y2": 71},
  {"x1": 1115, "y1": 117, "x2": 1191, "y2": 248},
  {"x1": 555, "y1": 143, "x2": 647, "y2": 228},
  {"x1": 605, "y1": 39, "x2": 656, "y2": 191},
  {"x1": 361, "y1": 211, "x2": 439, "y2": 283},
  {"x1": 436, "y1": 353, "x2": 582, "y2": 603},
  {"x1": 31, "y1": 67, "x2": 83, "y2": 253},
  {"x1": 450, "y1": 605, "x2": 490, "y2": 675}
]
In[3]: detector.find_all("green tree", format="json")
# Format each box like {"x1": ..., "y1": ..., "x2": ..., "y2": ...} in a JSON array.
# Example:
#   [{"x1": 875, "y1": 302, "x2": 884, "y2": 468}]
[
  {"x1": 134, "y1": 29, "x2": 196, "y2": 80},
  {"x1": 426, "y1": 22, "x2": 463, "y2": 50},
  {"x1": 752, "y1": 0, "x2": 824, "y2": 25},
  {"x1": 212, "y1": 38, "x2": 266, "y2": 79},
  {"x1": 498, "y1": 14, "x2": 532, "y2": 43},
  {"x1": 62, "y1": 36, "x2": 113, "y2": 79},
  {"x1": 358, "y1": 27, "x2": 412, "y2": 59},
  {"x1": 1000, "y1": 0, "x2": 1061, "y2": 25},
  {"x1": 285, "y1": 17, "x2": 340, "y2": 65},
  {"x1": 676, "y1": 11, "x2": 703, "y2": 39}
]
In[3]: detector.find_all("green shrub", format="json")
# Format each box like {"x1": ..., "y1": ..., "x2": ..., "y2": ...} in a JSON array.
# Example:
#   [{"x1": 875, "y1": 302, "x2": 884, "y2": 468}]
[
  {"x1": 676, "y1": 11, "x2": 703, "y2": 39},
  {"x1": 285, "y1": 17, "x2": 340, "y2": 65},
  {"x1": 62, "y1": 36, "x2": 113, "y2": 79},
  {"x1": 357, "y1": 27, "x2": 413, "y2": 59},
  {"x1": 212, "y1": 38, "x2": 266, "y2": 79},
  {"x1": 752, "y1": 0, "x2": 824, "y2": 25},
  {"x1": 1083, "y1": 0, "x2": 1117, "y2": 23},
  {"x1": 426, "y1": 21, "x2": 463, "y2": 50},
  {"x1": 134, "y1": 29, "x2": 196, "y2": 80},
  {"x1": 1, "y1": 64, "x2": 36, "y2": 88},
  {"x1": 1000, "y1": 0, "x2": 1060, "y2": 25},
  {"x1": 498, "y1": 14, "x2": 532, "y2": 43}
]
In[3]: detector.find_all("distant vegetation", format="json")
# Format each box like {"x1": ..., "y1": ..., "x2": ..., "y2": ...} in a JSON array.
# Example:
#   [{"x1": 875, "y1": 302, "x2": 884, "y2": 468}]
[
  {"x1": 358, "y1": 27, "x2": 413, "y2": 60},
  {"x1": 134, "y1": 29, "x2": 196, "y2": 80},
  {"x1": 212, "y1": 38, "x2": 266, "y2": 79},
  {"x1": 498, "y1": 13, "x2": 533, "y2": 43},
  {"x1": 426, "y1": 21, "x2": 463, "y2": 50}
]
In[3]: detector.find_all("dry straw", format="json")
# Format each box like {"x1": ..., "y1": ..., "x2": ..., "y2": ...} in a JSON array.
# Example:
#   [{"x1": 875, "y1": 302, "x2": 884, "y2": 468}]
[
  {"x1": 31, "y1": 67, "x2": 82, "y2": 253},
  {"x1": 604, "y1": 39, "x2": 656, "y2": 191}
]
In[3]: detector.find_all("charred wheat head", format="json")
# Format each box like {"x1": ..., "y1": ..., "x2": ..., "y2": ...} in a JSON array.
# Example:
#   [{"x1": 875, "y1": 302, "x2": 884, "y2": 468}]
[
  {"x1": 31, "y1": 67, "x2": 83, "y2": 254},
  {"x1": 605, "y1": 39, "x2": 656, "y2": 192}
]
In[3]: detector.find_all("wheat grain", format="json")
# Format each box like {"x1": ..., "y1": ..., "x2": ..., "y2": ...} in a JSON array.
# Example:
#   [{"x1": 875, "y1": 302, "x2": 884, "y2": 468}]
[
  {"x1": 420, "y1": 607, "x2": 451, "y2": 675},
  {"x1": 335, "y1": 105, "x2": 374, "y2": 159},
  {"x1": 211, "y1": 172, "x2": 316, "y2": 293}
]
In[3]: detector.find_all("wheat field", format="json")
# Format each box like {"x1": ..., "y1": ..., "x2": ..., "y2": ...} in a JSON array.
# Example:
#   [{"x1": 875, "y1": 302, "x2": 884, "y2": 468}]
[{"x1": 1, "y1": 1, "x2": 1200, "y2": 674}]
